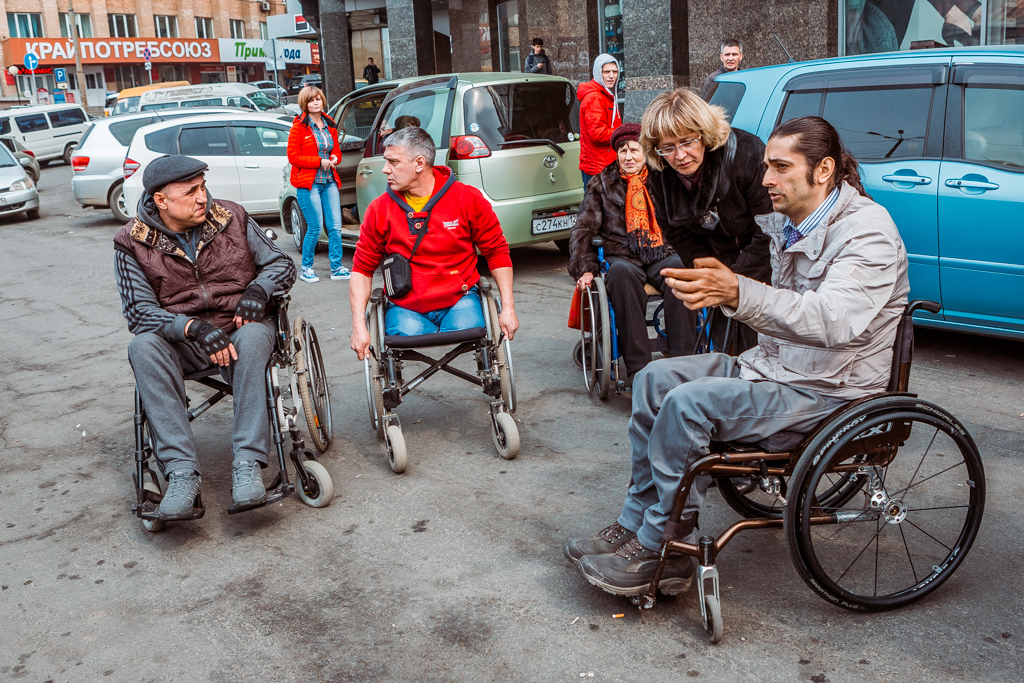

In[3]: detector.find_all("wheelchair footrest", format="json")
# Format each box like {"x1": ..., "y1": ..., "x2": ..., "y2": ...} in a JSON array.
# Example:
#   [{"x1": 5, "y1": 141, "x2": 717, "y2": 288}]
[
  {"x1": 226, "y1": 484, "x2": 291, "y2": 515},
  {"x1": 134, "y1": 502, "x2": 206, "y2": 522}
]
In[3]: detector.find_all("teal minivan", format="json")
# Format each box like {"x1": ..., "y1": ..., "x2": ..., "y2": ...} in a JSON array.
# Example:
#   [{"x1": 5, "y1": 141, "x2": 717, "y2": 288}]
[{"x1": 711, "y1": 47, "x2": 1024, "y2": 341}]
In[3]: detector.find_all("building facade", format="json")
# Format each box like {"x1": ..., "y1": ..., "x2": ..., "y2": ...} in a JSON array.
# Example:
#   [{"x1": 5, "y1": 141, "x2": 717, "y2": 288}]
[{"x1": 1, "y1": 0, "x2": 318, "y2": 107}]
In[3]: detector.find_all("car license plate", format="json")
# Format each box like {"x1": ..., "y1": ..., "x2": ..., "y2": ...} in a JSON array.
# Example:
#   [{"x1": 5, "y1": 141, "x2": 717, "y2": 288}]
[{"x1": 532, "y1": 212, "x2": 577, "y2": 235}]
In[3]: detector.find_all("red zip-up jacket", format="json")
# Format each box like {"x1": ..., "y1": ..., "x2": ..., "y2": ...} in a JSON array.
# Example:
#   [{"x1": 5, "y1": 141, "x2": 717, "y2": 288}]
[
  {"x1": 578, "y1": 79, "x2": 621, "y2": 176},
  {"x1": 353, "y1": 167, "x2": 512, "y2": 313},
  {"x1": 287, "y1": 113, "x2": 342, "y2": 189}
]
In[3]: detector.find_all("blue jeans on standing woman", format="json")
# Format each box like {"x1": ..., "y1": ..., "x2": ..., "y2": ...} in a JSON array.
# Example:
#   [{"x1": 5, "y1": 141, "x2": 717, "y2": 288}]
[{"x1": 297, "y1": 181, "x2": 343, "y2": 272}]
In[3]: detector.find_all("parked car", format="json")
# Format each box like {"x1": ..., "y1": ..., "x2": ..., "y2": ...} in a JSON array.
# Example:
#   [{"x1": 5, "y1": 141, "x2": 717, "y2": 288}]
[
  {"x1": 122, "y1": 112, "x2": 295, "y2": 220},
  {"x1": 287, "y1": 73, "x2": 321, "y2": 95},
  {"x1": 110, "y1": 81, "x2": 191, "y2": 117},
  {"x1": 710, "y1": 47, "x2": 1024, "y2": 341},
  {"x1": 251, "y1": 80, "x2": 289, "y2": 99},
  {"x1": 0, "y1": 135, "x2": 40, "y2": 182},
  {"x1": 279, "y1": 72, "x2": 585, "y2": 254},
  {"x1": 103, "y1": 91, "x2": 118, "y2": 117},
  {"x1": 71, "y1": 108, "x2": 242, "y2": 222},
  {"x1": 137, "y1": 83, "x2": 297, "y2": 115},
  {"x1": 0, "y1": 103, "x2": 90, "y2": 165},
  {"x1": 0, "y1": 140, "x2": 39, "y2": 220}
]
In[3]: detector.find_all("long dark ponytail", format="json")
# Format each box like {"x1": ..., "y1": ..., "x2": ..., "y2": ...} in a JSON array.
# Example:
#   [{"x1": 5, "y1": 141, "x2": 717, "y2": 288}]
[{"x1": 769, "y1": 116, "x2": 869, "y2": 198}]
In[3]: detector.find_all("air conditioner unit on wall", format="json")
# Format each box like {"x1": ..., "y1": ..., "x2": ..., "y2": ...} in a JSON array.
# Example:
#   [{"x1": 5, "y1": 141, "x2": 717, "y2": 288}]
[{"x1": 260, "y1": 1, "x2": 271, "y2": 12}]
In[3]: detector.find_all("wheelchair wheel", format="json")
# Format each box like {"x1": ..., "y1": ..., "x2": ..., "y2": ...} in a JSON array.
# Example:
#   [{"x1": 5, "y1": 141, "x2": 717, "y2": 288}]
[
  {"x1": 485, "y1": 288, "x2": 516, "y2": 413},
  {"x1": 385, "y1": 424, "x2": 407, "y2": 474},
  {"x1": 363, "y1": 304, "x2": 386, "y2": 438},
  {"x1": 297, "y1": 460, "x2": 334, "y2": 508},
  {"x1": 140, "y1": 480, "x2": 165, "y2": 533},
  {"x1": 717, "y1": 475, "x2": 786, "y2": 519},
  {"x1": 703, "y1": 594, "x2": 724, "y2": 644},
  {"x1": 581, "y1": 279, "x2": 611, "y2": 400},
  {"x1": 492, "y1": 411, "x2": 520, "y2": 460},
  {"x1": 293, "y1": 317, "x2": 332, "y2": 452},
  {"x1": 572, "y1": 340, "x2": 584, "y2": 369},
  {"x1": 785, "y1": 396, "x2": 985, "y2": 611}
]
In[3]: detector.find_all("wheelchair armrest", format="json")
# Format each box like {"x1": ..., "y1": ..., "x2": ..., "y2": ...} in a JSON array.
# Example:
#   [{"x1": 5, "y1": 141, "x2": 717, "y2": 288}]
[
  {"x1": 271, "y1": 290, "x2": 289, "y2": 302},
  {"x1": 478, "y1": 278, "x2": 492, "y2": 293},
  {"x1": 369, "y1": 288, "x2": 385, "y2": 305}
]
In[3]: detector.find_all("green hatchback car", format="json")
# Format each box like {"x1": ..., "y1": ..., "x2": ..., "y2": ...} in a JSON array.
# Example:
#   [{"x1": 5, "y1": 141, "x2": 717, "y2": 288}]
[{"x1": 279, "y1": 72, "x2": 584, "y2": 254}]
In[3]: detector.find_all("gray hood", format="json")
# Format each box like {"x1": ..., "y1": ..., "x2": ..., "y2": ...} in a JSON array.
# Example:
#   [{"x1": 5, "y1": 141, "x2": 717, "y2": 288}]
[{"x1": 591, "y1": 53, "x2": 619, "y2": 99}]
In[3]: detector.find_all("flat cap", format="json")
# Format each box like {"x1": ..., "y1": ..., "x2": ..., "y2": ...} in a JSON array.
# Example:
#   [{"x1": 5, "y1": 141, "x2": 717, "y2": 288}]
[{"x1": 143, "y1": 154, "x2": 209, "y2": 194}]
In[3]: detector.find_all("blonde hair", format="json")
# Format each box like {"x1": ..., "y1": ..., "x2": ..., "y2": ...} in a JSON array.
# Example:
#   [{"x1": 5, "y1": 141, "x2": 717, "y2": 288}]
[
  {"x1": 640, "y1": 88, "x2": 731, "y2": 171},
  {"x1": 298, "y1": 85, "x2": 327, "y2": 114}
]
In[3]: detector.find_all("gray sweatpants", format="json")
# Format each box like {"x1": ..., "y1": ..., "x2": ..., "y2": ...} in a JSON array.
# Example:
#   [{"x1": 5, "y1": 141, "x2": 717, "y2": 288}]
[
  {"x1": 617, "y1": 353, "x2": 846, "y2": 551},
  {"x1": 128, "y1": 320, "x2": 276, "y2": 476}
]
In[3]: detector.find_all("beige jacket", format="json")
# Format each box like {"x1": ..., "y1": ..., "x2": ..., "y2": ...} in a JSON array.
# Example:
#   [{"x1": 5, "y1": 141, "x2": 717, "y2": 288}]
[{"x1": 723, "y1": 182, "x2": 910, "y2": 400}]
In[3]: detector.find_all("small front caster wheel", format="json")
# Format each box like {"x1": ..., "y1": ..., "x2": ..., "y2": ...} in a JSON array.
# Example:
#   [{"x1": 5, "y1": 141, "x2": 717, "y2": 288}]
[{"x1": 298, "y1": 460, "x2": 334, "y2": 508}]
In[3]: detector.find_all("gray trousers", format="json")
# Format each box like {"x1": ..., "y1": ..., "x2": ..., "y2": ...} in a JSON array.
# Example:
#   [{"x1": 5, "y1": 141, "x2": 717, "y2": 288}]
[
  {"x1": 128, "y1": 320, "x2": 276, "y2": 476},
  {"x1": 617, "y1": 353, "x2": 846, "y2": 551}
]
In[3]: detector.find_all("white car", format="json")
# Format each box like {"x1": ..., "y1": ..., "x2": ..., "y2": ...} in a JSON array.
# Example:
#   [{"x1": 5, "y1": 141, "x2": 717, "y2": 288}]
[{"x1": 122, "y1": 112, "x2": 294, "y2": 219}]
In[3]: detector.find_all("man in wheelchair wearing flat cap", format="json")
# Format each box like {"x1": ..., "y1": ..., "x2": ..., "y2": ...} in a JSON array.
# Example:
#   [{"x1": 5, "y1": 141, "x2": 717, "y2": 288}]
[
  {"x1": 564, "y1": 116, "x2": 911, "y2": 597},
  {"x1": 114, "y1": 154, "x2": 296, "y2": 520},
  {"x1": 349, "y1": 125, "x2": 518, "y2": 359}
]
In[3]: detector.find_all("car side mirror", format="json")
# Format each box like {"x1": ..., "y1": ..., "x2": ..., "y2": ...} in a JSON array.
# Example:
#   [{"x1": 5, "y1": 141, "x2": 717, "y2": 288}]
[{"x1": 19, "y1": 157, "x2": 30, "y2": 167}]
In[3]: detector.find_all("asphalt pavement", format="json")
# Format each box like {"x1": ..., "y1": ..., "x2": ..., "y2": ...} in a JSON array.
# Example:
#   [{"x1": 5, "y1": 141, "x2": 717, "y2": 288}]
[{"x1": 1, "y1": 164, "x2": 1022, "y2": 682}]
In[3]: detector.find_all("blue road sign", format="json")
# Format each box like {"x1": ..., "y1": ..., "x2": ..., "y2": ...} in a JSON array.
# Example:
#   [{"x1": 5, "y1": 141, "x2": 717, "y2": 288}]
[
  {"x1": 53, "y1": 67, "x2": 67, "y2": 84},
  {"x1": 23, "y1": 53, "x2": 38, "y2": 71}
]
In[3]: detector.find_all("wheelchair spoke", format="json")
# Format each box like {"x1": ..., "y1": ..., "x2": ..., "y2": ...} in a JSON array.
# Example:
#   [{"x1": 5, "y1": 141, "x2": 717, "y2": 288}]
[
  {"x1": 902, "y1": 518, "x2": 954, "y2": 553},
  {"x1": 833, "y1": 516, "x2": 885, "y2": 584},
  {"x1": 892, "y1": 426, "x2": 939, "y2": 499},
  {"x1": 907, "y1": 504, "x2": 970, "y2": 512},
  {"x1": 900, "y1": 460, "x2": 968, "y2": 492},
  {"x1": 897, "y1": 522, "x2": 919, "y2": 584}
]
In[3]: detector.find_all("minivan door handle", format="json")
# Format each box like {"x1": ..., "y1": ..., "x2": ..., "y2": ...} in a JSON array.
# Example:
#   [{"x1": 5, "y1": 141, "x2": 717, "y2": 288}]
[
  {"x1": 358, "y1": 167, "x2": 373, "y2": 177},
  {"x1": 882, "y1": 174, "x2": 931, "y2": 185},
  {"x1": 945, "y1": 177, "x2": 999, "y2": 191},
  {"x1": 244, "y1": 164, "x2": 259, "y2": 169}
]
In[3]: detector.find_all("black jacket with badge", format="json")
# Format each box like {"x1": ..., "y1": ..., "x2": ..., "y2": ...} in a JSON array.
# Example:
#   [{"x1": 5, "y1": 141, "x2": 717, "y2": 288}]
[{"x1": 648, "y1": 127, "x2": 772, "y2": 285}]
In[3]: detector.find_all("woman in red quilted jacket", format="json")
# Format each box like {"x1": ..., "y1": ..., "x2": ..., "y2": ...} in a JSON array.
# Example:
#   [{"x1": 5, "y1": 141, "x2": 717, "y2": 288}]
[
  {"x1": 578, "y1": 54, "x2": 622, "y2": 190},
  {"x1": 287, "y1": 86, "x2": 346, "y2": 283}
]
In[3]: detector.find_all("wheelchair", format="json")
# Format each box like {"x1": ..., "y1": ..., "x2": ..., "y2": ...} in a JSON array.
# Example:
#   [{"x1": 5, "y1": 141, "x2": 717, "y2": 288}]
[
  {"x1": 131, "y1": 291, "x2": 335, "y2": 532},
  {"x1": 572, "y1": 237, "x2": 669, "y2": 399},
  {"x1": 632, "y1": 301, "x2": 985, "y2": 644},
  {"x1": 363, "y1": 277, "x2": 517, "y2": 473}
]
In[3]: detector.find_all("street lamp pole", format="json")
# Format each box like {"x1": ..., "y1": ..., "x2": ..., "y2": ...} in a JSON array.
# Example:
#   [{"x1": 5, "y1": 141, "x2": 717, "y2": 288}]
[{"x1": 67, "y1": 0, "x2": 87, "y2": 105}]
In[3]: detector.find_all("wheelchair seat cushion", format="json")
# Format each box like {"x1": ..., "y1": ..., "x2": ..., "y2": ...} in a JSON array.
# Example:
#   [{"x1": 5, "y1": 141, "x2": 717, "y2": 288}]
[{"x1": 383, "y1": 326, "x2": 486, "y2": 349}]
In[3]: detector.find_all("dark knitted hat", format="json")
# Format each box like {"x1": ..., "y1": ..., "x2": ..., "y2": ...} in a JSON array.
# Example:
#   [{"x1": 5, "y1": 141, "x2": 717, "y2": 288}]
[
  {"x1": 610, "y1": 122, "x2": 641, "y2": 152},
  {"x1": 143, "y1": 154, "x2": 209, "y2": 194}
]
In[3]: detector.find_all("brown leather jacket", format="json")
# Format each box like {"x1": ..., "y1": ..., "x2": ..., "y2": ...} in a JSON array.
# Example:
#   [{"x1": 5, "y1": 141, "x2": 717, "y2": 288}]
[{"x1": 113, "y1": 201, "x2": 256, "y2": 334}]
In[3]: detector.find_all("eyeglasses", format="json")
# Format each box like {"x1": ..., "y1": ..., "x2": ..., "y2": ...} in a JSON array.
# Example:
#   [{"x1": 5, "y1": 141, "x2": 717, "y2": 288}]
[{"x1": 655, "y1": 137, "x2": 703, "y2": 157}]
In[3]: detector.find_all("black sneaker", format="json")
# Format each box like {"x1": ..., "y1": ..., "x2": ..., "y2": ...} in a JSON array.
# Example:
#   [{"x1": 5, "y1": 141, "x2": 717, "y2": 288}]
[
  {"x1": 579, "y1": 536, "x2": 694, "y2": 597},
  {"x1": 158, "y1": 470, "x2": 201, "y2": 520},
  {"x1": 563, "y1": 522, "x2": 635, "y2": 564}
]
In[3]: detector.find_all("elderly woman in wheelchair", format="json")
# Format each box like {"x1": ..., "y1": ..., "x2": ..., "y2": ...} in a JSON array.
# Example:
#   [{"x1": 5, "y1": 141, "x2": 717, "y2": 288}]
[
  {"x1": 569, "y1": 122, "x2": 691, "y2": 398},
  {"x1": 563, "y1": 117, "x2": 985, "y2": 643},
  {"x1": 349, "y1": 126, "x2": 518, "y2": 473}
]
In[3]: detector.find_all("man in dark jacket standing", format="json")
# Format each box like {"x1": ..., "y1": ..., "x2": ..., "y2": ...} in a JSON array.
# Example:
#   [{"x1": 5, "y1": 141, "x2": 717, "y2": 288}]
[
  {"x1": 523, "y1": 38, "x2": 553, "y2": 74},
  {"x1": 700, "y1": 39, "x2": 743, "y2": 102},
  {"x1": 640, "y1": 87, "x2": 772, "y2": 354},
  {"x1": 362, "y1": 57, "x2": 382, "y2": 84},
  {"x1": 114, "y1": 155, "x2": 296, "y2": 521}
]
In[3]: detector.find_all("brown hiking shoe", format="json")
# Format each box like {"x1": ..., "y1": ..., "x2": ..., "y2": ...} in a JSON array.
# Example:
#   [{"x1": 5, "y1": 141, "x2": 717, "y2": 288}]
[
  {"x1": 562, "y1": 522, "x2": 635, "y2": 564},
  {"x1": 579, "y1": 536, "x2": 694, "y2": 597},
  {"x1": 342, "y1": 207, "x2": 358, "y2": 225}
]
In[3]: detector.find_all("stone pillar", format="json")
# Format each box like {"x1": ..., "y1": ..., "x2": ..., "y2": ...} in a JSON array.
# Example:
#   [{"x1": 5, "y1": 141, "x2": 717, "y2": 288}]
[
  {"x1": 319, "y1": 0, "x2": 355, "y2": 104},
  {"x1": 386, "y1": 0, "x2": 437, "y2": 78},
  {"x1": 449, "y1": 0, "x2": 493, "y2": 73},
  {"x1": 621, "y1": 0, "x2": 689, "y2": 122}
]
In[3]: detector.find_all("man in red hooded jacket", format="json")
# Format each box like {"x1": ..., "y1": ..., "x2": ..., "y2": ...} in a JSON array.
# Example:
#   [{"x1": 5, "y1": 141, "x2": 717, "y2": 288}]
[
  {"x1": 349, "y1": 126, "x2": 518, "y2": 358},
  {"x1": 578, "y1": 54, "x2": 623, "y2": 188}
]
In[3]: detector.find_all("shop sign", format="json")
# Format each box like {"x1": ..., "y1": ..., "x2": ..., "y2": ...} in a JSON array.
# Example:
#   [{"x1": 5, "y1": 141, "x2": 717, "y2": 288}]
[
  {"x1": 218, "y1": 39, "x2": 312, "y2": 65},
  {"x1": 2, "y1": 37, "x2": 219, "y2": 65}
]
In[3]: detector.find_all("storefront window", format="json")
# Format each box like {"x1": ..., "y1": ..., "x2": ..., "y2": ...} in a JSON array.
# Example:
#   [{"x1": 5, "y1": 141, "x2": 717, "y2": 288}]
[
  {"x1": 496, "y1": 1, "x2": 520, "y2": 72},
  {"x1": 844, "y1": 1, "x2": 1024, "y2": 55}
]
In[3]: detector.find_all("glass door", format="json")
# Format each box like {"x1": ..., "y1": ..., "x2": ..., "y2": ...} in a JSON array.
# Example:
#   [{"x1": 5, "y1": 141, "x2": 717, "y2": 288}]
[{"x1": 496, "y1": 1, "x2": 520, "y2": 73}]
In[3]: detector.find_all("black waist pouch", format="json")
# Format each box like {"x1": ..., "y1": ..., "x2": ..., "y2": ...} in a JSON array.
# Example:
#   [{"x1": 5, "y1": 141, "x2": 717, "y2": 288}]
[{"x1": 382, "y1": 252, "x2": 414, "y2": 298}]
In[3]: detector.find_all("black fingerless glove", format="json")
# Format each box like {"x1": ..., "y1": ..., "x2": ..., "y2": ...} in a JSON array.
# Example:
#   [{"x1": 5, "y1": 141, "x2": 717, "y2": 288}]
[
  {"x1": 235, "y1": 284, "x2": 269, "y2": 323},
  {"x1": 189, "y1": 320, "x2": 230, "y2": 356}
]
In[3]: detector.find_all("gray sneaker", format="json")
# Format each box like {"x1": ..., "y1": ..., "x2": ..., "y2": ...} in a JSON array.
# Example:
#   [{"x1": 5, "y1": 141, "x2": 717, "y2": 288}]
[
  {"x1": 232, "y1": 459, "x2": 267, "y2": 507},
  {"x1": 563, "y1": 521, "x2": 635, "y2": 564},
  {"x1": 158, "y1": 470, "x2": 201, "y2": 519}
]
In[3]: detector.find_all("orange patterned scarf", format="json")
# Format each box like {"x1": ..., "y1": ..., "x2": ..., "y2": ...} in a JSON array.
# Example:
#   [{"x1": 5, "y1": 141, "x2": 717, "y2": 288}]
[{"x1": 621, "y1": 166, "x2": 666, "y2": 263}]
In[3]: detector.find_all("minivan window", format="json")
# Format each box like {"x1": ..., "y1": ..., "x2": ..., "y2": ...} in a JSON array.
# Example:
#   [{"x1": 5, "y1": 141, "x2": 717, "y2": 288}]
[
  {"x1": 15, "y1": 114, "x2": 49, "y2": 133},
  {"x1": 49, "y1": 108, "x2": 86, "y2": 128},
  {"x1": 339, "y1": 94, "x2": 387, "y2": 143},
  {"x1": 822, "y1": 87, "x2": 932, "y2": 160},
  {"x1": 778, "y1": 91, "x2": 822, "y2": 123},
  {"x1": 110, "y1": 117, "x2": 157, "y2": 146},
  {"x1": 374, "y1": 87, "x2": 450, "y2": 154},
  {"x1": 77, "y1": 123, "x2": 96, "y2": 148},
  {"x1": 0, "y1": 143, "x2": 17, "y2": 167},
  {"x1": 0, "y1": 118, "x2": 12, "y2": 136},
  {"x1": 112, "y1": 96, "x2": 141, "y2": 115},
  {"x1": 963, "y1": 85, "x2": 1024, "y2": 170},
  {"x1": 178, "y1": 125, "x2": 231, "y2": 156},
  {"x1": 145, "y1": 126, "x2": 180, "y2": 154},
  {"x1": 249, "y1": 91, "x2": 280, "y2": 111},
  {"x1": 182, "y1": 98, "x2": 222, "y2": 108},
  {"x1": 233, "y1": 125, "x2": 289, "y2": 155},
  {"x1": 141, "y1": 102, "x2": 180, "y2": 111},
  {"x1": 463, "y1": 82, "x2": 580, "y2": 150},
  {"x1": 708, "y1": 82, "x2": 746, "y2": 122}
]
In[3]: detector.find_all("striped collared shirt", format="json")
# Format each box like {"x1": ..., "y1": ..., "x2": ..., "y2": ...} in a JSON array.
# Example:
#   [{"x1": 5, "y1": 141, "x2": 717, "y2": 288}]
[
  {"x1": 783, "y1": 186, "x2": 841, "y2": 250},
  {"x1": 311, "y1": 122, "x2": 334, "y2": 185}
]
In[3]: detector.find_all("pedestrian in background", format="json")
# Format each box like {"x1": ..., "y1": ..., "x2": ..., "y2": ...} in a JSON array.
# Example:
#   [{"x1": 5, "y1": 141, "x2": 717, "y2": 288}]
[
  {"x1": 701, "y1": 39, "x2": 744, "y2": 101},
  {"x1": 578, "y1": 54, "x2": 622, "y2": 189},
  {"x1": 287, "y1": 85, "x2": 348, "y2": 283},
  {"x1": 363, "y1": 57, "x2": 382, "y2": 85},
  {"x1": 524, "y1": 38, "x2": 553, "y2": 74}
]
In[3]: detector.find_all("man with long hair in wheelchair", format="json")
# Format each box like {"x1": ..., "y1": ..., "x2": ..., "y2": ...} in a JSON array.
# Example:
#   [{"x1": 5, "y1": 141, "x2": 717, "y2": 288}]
[
  {"x1": 564, "y1": 116, "x2": 911, "y2": 597},
  {"x1": 349, "y1": 125, "x2": 518, "y2": 357},
  {"x1": 114, "y1": 154, "x2": 296, "y2": 520}
]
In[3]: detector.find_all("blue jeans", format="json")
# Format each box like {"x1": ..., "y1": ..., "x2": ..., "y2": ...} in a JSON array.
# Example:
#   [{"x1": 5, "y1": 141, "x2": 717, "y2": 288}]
[
  {"x1": 581, "y1": 171, "x2": 593, "y2": 190},
  {"x1": 296, "y1": 181, "x2": 343, "y2": 272},
  {"x1": 385, "y1": 287, "x2": 485, "y2": 336}
]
